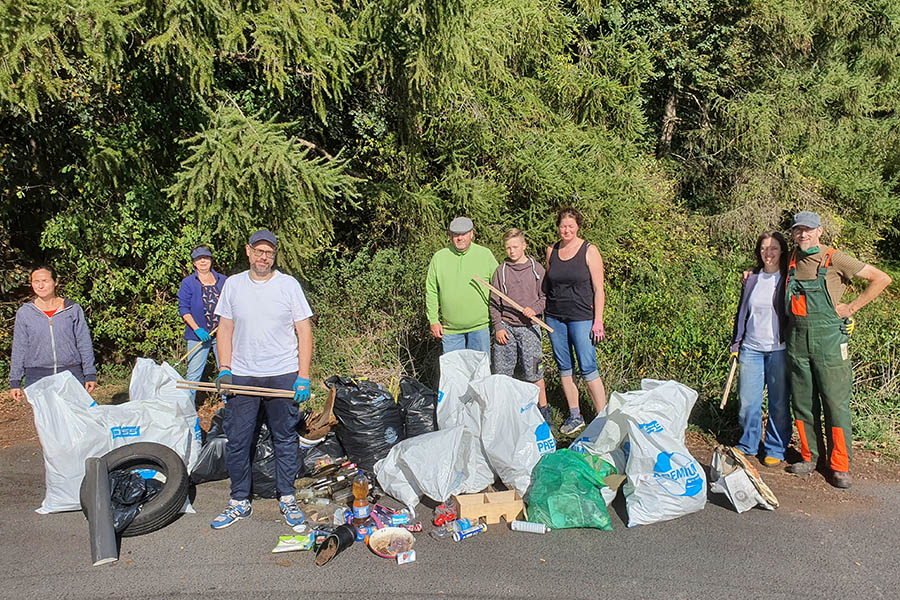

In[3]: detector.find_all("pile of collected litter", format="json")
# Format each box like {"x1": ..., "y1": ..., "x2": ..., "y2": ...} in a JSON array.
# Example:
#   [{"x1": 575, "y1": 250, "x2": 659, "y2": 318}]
[{"x1": 24, "y1": 349, "x2": 777, "y2": 568}]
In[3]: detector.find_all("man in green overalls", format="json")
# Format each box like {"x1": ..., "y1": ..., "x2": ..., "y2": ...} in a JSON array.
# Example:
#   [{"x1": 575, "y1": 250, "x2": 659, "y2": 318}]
[{"x1": 785, "y1": 211, "x2": 892, "y2": 489}]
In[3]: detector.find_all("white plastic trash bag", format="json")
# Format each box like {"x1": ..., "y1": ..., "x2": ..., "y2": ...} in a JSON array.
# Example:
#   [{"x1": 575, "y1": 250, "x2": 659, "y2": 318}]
[
  {"x1": 471, "y1": 375, "x2": 556, "y2": 496},
  {"x1": 436, "y1": 350, "x2": 494, "y2": 493},
  {"x1": 26, "y1": 364, "x2": 198, "y2": 514},
  {"x1": 619, "y1": 379, "x2": 707, "y2": 527},
  {"x1": 130, "y1": 358, "x2": 202, "y2": 472},
  {"x1": 374, "y1": 426, "x2": 468, "y2": 511},
  {"x1": 436, "y1": 350, "x2": 490, "y2": 430}
]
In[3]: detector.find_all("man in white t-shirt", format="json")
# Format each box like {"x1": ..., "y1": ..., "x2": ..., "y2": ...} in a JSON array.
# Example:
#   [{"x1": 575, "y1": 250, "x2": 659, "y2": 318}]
[{"x1": 209, "y1": 229, "x2": 314, "y2": 529}]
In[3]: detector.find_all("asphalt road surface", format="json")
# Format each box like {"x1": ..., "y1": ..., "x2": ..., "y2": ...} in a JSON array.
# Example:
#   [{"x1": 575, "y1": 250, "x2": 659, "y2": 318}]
[{"x1": 2, "y1": 441, "x2": 898, "y2": 600}]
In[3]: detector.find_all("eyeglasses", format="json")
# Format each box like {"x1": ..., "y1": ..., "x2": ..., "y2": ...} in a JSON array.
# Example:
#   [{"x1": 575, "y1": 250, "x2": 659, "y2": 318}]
[{"x1": 250, "y1": 247, "x2": 276, "y2": 258}]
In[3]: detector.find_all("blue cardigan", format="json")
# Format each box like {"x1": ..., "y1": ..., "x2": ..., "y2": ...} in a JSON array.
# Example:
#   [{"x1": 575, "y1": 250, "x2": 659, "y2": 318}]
[
  {"x1": 729, "y1": 269, "x2": 788, "y2": 354},
  {"x1": 177, "y1": 270, "x2": 227, "y2": 341}
]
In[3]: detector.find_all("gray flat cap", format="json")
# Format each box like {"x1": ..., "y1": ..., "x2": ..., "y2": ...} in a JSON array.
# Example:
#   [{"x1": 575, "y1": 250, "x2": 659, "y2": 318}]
[
  {"x1": 791, "y1": 211, "x2": 821, "y2": 229},
  {"x1": 249, "y1": 229, "x2": 277, "y2": 247},
  {"x1": 448, "y1": 216, "x2": 474, "y2": 235}
]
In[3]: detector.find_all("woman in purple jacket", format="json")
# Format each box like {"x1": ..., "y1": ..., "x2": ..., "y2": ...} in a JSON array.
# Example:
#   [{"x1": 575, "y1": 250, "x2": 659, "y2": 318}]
[
  {"x1": 9, "y1": 266, "x2": 97, "y2": 401},
  {"x1": 178, "y1": 245, "x2": 226, "y2": 401},
  {"x1": 729, "y1": 231, "x2": 791, "y2": 467}
]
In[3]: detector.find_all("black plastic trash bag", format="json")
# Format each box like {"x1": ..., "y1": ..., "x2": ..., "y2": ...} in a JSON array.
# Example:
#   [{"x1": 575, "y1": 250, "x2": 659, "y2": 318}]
[
  {"x1": 397, "y1": 376, "x2": 438, "y2": 438},
  {"x1": 302, "y1": 431, "x2": 347, "y2": 474},
  {"x1": 108, "y1": 470, "x2": 163, "y2": 533},
  {"x1": 326, "y1": 376, "x2": 404, "y2": 471}
]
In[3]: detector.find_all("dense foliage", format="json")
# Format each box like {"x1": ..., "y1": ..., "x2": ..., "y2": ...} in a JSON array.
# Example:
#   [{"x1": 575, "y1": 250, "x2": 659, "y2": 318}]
[{"x1": 2, "y1": 0, "x2": 898, "y2": 446}]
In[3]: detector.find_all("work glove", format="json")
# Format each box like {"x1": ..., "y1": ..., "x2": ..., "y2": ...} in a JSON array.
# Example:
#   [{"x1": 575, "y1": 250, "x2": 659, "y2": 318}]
[
  {"x1": 194, "y1": 327, "x2": 212, "y2": 342},
  {"x1": 215, "y1": 369, "x2": 233, "y2": 394},
  {"x1": 293, "y1": 376, "x2": 311, "y2": 404},
  {"x1": 730, "y1": 351, "x2": 738, "y2": 362},
  {"x1": 841, "y1": 316, "x2": 855, "y2": 337}
]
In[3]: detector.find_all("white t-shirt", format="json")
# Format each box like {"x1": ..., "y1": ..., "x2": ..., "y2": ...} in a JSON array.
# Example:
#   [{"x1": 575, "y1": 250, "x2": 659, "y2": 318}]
[
  {"x1": 214, "y1": 270, "x2": 314, "y2": 376},
  {"x1": 743, "y1": 271, "x2": 785, "y2": 352}
]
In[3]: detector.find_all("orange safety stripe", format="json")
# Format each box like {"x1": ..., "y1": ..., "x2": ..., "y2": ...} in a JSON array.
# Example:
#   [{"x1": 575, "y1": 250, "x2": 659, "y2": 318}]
[
  {"x1": 821, "y1": 247, "x2": 835, "y2": 269},
  {"x1": 796, "y1": 420, "x2": 812, "y2": 462},
  {"x1": 830, "y1": 427, "x2": 850, "y2": 472}
]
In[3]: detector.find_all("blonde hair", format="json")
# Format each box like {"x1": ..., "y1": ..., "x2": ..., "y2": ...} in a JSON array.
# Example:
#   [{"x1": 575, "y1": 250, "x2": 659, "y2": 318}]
[{"x1": 502, "y1": 228, "x2": 526, "y2": 243}]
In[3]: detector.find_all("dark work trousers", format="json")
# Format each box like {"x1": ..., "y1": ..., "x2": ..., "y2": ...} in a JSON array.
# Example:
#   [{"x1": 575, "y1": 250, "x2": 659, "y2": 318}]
[{"x1": 224, "y1": 372, "x2": 300, "y2": 500}]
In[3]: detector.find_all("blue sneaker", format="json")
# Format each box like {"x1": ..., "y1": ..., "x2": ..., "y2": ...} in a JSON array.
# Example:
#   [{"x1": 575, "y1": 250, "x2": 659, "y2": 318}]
[
  {"x1": 559, "y1": 414, "x2": 585, "y2": 436},
  {"x1": 211, "y1": 499, "x2": 251, "y2": 529},
  {"x1": 279, "y1": 496, "x2": 305, "y2": 527}
]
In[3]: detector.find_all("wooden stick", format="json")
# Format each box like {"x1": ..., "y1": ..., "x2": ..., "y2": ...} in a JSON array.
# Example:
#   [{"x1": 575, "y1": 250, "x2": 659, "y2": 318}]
[
  {"x1": 173, "y1": 326, "x2": 219, "y2": 366},
  {"x1": 176, "y1": 384, "x2": 295, "y2": 399},
  {"x1": 471, "y1": 275, "x2": 554, "y2": 333},
  {"x1": 177, "y1": 379, "x2": 296, "y2": 396},
  {"x1": 719, "y1": 355, "x2": 738, "y2": 410}
]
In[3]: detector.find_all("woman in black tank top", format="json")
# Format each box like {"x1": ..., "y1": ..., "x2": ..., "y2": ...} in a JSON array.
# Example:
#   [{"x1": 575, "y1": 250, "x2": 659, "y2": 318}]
[{"x1": 543, "y1": 208, "x2": 607, "y2": 435}]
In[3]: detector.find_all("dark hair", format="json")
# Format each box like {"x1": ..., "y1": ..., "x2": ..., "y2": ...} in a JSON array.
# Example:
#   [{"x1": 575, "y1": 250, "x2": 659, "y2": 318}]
[
  {"x1": 754, "y1": 231, "x2": 788, "y2": 273},
  {"x1": 30, "y1": 265, "x2": 58, "y2": 282},
  {"x1": 557, "y1": 207, "x2": 584, "y2": 228}
]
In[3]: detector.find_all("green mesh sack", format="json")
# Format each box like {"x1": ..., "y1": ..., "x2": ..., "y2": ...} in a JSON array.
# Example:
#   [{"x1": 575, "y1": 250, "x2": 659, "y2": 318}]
[{"x1": 526, "y1": 449, "x2": 616, "y2": 530}]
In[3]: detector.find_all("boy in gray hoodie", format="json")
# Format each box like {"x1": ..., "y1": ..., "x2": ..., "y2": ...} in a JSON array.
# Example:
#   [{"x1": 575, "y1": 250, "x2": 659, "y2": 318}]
[{"x1": 489, "y1": 228, "x2": 550, "y2": 423}]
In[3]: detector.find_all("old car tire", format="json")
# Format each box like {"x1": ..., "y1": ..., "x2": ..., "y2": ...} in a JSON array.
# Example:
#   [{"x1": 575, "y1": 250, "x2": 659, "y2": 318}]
[{"x1": 80, "y1": 442, "x2": 189, "y2": 537}]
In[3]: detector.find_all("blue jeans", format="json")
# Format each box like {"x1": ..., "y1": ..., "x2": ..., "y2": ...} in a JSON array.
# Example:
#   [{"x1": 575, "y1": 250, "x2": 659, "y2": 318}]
[
  {"x1": 737, "y1": 346, "x2": 792, "y2": 460},
  {"x1": 545, "y1": 317, "x2": 599, "y2": 381},
  {"x1": 185, "y1": 339, "x2": 219, "y2": 402},
  {"x1": 224, "y1": 372, "x2": 300, "y2": 500},
  {"x1": 442, "y1": 327, "x2": 491, "y2": 354}
]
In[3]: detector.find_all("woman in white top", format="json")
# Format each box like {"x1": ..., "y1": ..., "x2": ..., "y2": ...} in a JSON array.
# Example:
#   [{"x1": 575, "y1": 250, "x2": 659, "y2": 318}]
[{"x1": 728, "y1": 231, "x2": 792, "y2": 467}]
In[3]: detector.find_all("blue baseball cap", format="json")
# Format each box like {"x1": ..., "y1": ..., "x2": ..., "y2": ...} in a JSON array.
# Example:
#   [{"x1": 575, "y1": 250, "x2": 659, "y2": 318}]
[
  {"x1": 190, "y1": 245, "x2": 213, "y2": 260},
  {"x1": 248, "y1": 229, "x2": 277, "y2": 248}
]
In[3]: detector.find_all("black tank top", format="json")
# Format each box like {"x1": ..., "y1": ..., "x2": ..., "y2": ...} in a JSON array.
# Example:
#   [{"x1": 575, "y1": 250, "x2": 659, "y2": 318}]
[{"x1": 545, "y1": 241, "x2": 594, "y2": 321}]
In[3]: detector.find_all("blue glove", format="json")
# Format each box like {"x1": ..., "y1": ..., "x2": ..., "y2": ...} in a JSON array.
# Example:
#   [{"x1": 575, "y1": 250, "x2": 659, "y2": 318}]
[
  {"x1": 194, "y1": 327, "x2": 212, "y2": 342},
  {"x1": 215, "y1": 369, "x2": 233, "y2": 394},
  {"x1": 293, "y1": 376, "x2": 311, "y2": 404}
]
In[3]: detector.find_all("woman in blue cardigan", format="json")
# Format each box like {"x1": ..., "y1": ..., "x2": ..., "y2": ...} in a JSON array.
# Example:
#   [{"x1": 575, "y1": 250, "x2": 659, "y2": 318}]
[
  {"x1": 729, "y1": 231, "x2": 792, "y2": 467},
  {"x1": 178, "y1": 245, "x2": 226, "y2": 401}
]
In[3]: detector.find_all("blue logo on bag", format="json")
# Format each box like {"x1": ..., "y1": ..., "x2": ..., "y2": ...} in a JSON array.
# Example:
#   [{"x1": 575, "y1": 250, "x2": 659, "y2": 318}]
[
  {"x1": 384, "y1": 427, "x2": 398, "y2": 444},
  {"x1": 437, "y1": 391, "x2": 445, "y2": 404},
  {"x1": 535, "y1": 422, "x2": 556, "y2": 455},
  {"x1": 652, "y1": 452, "x2": 703, "y2": 497},
  {"x1": 521, "y1": 401, "x2": 536, "y2": 414},
  {"x1": 638, "y1": 420, "x2": 664, "y2": 434},
  {"x1": 193, "y1": 418, "x2": 202, "y2": 442},
  {"x1": 111, "y1": 426, "x2": 141, "y2": 439}
]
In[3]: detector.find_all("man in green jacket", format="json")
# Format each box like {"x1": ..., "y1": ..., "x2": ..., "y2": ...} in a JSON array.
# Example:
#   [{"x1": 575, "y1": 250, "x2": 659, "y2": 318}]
[{"x1": 426, "y1": 216, "x2": 499, "y2": 353}]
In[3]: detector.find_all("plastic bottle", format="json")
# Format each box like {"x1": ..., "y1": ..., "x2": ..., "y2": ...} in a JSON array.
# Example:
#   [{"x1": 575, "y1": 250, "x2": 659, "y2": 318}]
[
  {"x1": 510, "y1": 520, "x2": 549, "y2": 534},
  {"x1": 351, "y1": 470, "x2": 371, "y2": 526},
  {"x1": 428, "y1": 518, "x2": 472, "y2": 540}
]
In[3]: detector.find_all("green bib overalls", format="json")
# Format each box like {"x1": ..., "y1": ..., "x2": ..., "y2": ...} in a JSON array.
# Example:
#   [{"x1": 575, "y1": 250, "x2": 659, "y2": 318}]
[{"x1": 785, "y1": 249, "x2": 853, "y2": 472}]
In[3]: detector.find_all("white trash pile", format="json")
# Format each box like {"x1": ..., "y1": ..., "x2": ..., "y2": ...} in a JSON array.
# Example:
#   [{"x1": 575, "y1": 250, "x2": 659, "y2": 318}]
[
  {"x1": 375, "y1": 350, "x2": 557, "y2": 511},
  {"x1": 25, "y1": 358, "x2": 201, "y2": 514},
  {"x1": 377, "y1": 351, "x2": 714, "y2": 528}
]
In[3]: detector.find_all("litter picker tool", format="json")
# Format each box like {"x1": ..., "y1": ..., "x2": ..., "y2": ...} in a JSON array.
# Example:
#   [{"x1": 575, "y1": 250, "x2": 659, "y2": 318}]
[
  {"x1": 173, "y1": 326, "x2": 218, "y2": 366},
  {"x1": 176, "y1": 379, "x2": 295, "y2": 399},
  {"x1": 471, "y1": 275, "x2": 554, "y2": 333},
  {"x1": 719, "y1": 355, "x2": 738, "y2": 410}
]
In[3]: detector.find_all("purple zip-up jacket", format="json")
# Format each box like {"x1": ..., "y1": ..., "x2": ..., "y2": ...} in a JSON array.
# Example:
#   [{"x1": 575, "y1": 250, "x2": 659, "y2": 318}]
[
  {"x1": 729, "y1": 268, "x2": 788, "y2": 354},
  {"x1": 10, "y1": 299, "x2": 97, "y2": 388}
]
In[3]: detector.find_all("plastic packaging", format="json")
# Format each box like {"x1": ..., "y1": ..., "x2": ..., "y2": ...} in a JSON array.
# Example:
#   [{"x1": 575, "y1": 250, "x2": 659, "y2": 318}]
[
  {"x1": 452, "y1": 523, "x2": 487, "y2": 542},
  {"x1": 510, "y1": 520, "x2": 549, "y2": 534},
  {"x1": 352, "y1": 470, "x2": 371, "y2": 525},
  {"x1": 327, "y1": 376, "x2": 404, "y2": 471},
  {"x1": 398, "y1": 376, "x2": 438, "y2": 438}
]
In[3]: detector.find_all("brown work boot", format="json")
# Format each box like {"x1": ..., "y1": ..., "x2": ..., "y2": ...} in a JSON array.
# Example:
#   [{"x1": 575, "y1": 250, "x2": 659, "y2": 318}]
[
  {"x1": 787, "y1": 461, "x2": 815, "y2": 476},
  {"x1": 830, "y1": 470, "x2": 852, "y2": 489}
]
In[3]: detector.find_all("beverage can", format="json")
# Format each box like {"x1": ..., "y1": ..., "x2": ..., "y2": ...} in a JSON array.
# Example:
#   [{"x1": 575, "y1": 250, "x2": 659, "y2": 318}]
[{"x1": 452, "y1": 523, "x2": 487, "y2": 542}]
